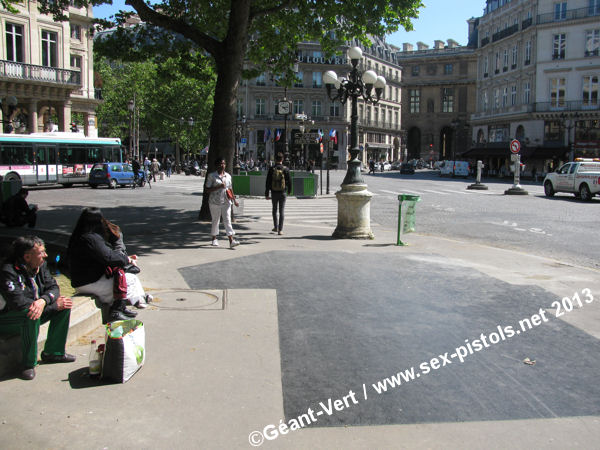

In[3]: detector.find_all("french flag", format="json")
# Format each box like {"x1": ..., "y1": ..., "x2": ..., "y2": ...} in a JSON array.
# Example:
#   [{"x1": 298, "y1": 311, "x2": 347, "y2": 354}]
[
  {"x1": 275, "y1": 129, "x2": 282, "y2": 142},
  {"x1": 318, "y1": 129, "x2": 323, "y2": 142},
  {"x1": 329, "y1": 129, "x2": 337, "y2": 144},
  {"x1": 264, "y1": 128, "x2": 271, "y2": 143}
]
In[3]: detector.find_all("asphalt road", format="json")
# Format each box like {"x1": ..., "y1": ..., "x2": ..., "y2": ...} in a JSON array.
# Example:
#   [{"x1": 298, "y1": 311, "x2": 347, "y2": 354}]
[
  {"x1": 361, "y1": 169, "x2": 599, "y2": 270},
  {"x1": 24, "y1": 168, "x2": 599, "y2": 270}
]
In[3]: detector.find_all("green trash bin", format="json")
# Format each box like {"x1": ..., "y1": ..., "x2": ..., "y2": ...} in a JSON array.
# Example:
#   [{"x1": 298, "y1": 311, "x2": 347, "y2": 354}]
[{"x1": 397, "y1": 194, "x2": 421, "y2": 246}]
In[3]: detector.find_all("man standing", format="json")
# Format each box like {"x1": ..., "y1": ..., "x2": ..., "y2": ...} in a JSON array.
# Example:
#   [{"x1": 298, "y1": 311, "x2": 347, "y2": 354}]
[
  {"x1": 132, "y1": 158, "x2": 141, "y2": 188},
  {"x1": 265, "y1": 152, "x2": 292, "y2": 235},
  {"x1": 0, "y1": 236, "x2": 75, "y2": 380},
  {"x1": 151, "y1": 158, "x2": 160, "y2": 182}
]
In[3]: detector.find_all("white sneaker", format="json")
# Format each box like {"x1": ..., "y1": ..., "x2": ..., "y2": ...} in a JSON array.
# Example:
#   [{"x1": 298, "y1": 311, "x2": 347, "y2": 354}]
[
  {"x1": 211, "y1": 239, "x2": 219, "y2": 247},
  {"x1": 230, "y1": 239, "x2": 240, "y2": 248}
]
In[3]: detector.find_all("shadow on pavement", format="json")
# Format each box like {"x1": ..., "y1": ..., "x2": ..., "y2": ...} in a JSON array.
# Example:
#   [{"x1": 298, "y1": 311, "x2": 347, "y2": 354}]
[{"x1": 68, "y1": 367, "x2": 116, "y2": 389}]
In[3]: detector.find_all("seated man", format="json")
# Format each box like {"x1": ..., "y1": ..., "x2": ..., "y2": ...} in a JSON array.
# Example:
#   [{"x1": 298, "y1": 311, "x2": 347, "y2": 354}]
[
  {"x1": 1, "y1": 188, "x2": 38, "y2": 228},
  {"x1": 0, "y1": 236, "x2": 75, "y2": 380}
]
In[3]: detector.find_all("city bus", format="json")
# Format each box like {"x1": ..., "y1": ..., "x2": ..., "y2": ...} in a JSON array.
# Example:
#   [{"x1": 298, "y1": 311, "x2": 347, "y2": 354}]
[{"x1": 0, "y1": 133, "x2": 123, "y2": 187}]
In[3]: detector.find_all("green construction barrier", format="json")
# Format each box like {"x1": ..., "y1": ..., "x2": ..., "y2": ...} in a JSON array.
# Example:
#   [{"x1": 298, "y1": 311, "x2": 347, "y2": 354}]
[
  {"x1": 232, "y1": 175, "x2": 251, "y2": 195},
  {"x1": 397, "y1": 194, "x2": 420, "y2": 246},
  {"x1": 303, "y1": 176, "x2": 315, "y2": 196},
  {"x1": 230, "y1": 171, "x2": 318, "y2": 197}
]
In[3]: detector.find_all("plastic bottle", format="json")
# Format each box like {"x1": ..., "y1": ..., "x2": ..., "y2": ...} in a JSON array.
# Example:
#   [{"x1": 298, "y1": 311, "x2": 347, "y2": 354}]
[{"x1": 89, "y1": 339, "x2": 101, "y2": 377}]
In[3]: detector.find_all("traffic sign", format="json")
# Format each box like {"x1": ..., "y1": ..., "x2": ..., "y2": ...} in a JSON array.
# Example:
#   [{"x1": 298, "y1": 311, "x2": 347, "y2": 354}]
[{"x1": 510, "y1": 139, "x2": 521, "y2": 154}]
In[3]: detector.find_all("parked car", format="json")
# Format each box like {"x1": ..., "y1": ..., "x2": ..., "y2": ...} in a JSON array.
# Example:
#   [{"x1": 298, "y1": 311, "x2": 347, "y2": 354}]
[
  {"x1": 543, "y1": 159, "x2": 600, "y2": 201},
  {"x1": 89, "y1": 162, "x2": 135, "y2": 189},
  {"x1": 400, "y1": 162, "x2": 415, "y2": 174},
  {"x1": 391, "y1": 160, "x2": 402, "y2": 170},
  {"x1": 382, "y1": 162, "x2": 392, "y2": 171}
]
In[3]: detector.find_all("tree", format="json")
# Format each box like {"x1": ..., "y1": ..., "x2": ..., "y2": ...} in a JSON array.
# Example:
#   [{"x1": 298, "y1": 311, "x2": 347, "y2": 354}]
[
  {"x1": 39, "y1": 0, "x2": 423, "y2": 218},
  {"x1": 95, "y1": 56, "x2": 214, "y2": 160}
]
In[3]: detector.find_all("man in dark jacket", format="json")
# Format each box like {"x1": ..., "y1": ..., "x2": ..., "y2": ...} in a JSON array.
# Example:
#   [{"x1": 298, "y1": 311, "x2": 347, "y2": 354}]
[
  {"x1": 265, "y1": 152, "x2": 292, "y2": 235},
  {"x1": 132, "y1": 158, "x2": 141, "y2": 188},
  {"x1": 0, "y1": 236, "x2": 75, "y2": 380},
  {"x1": 1, "y1": 188, "x2": 37, "y2": 227}
]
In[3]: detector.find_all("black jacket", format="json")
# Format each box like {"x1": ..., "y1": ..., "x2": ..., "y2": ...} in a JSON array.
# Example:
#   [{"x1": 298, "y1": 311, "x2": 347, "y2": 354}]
[
  {"x1": 265, "y1": 164, "x2": 292, "y2": 196},
  {"x1": 68, "y1": 231, "x2": 129, "y2": 288},
  {"x1": 0, "y1": 261, "x2": 60, "y2": 313}
]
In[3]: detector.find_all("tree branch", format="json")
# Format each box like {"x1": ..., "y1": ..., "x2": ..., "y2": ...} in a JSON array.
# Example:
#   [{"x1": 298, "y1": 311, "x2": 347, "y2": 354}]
[{"x1": 125, "y1": 0, "x2": 222, "y2": 56}]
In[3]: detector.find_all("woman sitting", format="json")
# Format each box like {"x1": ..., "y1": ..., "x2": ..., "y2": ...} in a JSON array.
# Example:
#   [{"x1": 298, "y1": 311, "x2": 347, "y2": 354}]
[{"x1": 67, "y1": 208, "x2": 147, "y2": 322}]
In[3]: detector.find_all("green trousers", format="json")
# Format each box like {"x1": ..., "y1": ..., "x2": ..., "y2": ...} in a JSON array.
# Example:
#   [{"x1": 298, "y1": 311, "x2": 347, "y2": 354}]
[{"x1": 0, "y1": 308, "x2": 71, "y2": 368}]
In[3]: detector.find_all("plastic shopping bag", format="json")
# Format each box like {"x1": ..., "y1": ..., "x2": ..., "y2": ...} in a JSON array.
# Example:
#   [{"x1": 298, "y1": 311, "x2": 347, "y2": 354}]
[{"x1": 102, "y1": 319, "x2": 145, "y2": 383}]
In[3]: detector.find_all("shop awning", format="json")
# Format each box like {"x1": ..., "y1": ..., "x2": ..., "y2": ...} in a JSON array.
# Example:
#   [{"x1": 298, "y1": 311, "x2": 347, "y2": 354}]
[{"x1": 461, "y1": 144, "x2": 535, "y2": 159}]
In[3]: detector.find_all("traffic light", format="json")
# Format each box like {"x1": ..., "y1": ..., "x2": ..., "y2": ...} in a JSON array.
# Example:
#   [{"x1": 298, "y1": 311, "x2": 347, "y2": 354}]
[{"x1": 70, "y1": 122, "x2": 78, "y2": 132}]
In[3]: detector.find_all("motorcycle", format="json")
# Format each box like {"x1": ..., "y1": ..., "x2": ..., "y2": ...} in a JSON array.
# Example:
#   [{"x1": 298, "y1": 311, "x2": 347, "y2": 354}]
[{"x1": 133, "y1": 169, "x2": 151, "y2": 188}]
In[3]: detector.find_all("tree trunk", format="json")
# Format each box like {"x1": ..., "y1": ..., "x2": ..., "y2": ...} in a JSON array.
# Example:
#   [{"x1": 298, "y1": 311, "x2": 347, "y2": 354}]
[{"x1": 198, "y1": 0, "x2": 250, "y2": 221}]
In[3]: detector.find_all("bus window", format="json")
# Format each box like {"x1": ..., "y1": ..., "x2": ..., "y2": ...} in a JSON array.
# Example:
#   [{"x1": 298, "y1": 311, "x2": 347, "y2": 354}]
[
  {"x1": 58, "y1": 146, "x2": 72, "y2": 164},
  {"x1": 102, "y1": 146, "x2": 121, "y2": 162},
  {"x1": 88, "y1": 147, "x2": 102, "y2": 163},
  {"x1": 6, "y1": 145, "x2": 33, "y2": 165}
]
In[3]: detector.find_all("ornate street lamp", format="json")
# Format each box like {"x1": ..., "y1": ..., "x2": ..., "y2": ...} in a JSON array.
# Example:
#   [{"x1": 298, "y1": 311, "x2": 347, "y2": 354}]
[
  {"x1": 295, "y1": 112, "x2": 314, "y2": 170},
  {"x1": 323, "y1": 46, "x2": 386, "y2": 239}
]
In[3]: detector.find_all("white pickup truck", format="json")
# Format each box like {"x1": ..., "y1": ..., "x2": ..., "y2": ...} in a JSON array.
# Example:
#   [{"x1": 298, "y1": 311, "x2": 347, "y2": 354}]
[{"x1": 543, "y1": 159, "x2": 600, "y2": 201}]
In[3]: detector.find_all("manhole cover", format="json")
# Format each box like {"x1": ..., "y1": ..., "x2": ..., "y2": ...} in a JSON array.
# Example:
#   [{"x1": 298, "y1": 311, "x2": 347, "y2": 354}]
[{"x1": 147, "y1": 289, "x2": 223, "y2": 310}]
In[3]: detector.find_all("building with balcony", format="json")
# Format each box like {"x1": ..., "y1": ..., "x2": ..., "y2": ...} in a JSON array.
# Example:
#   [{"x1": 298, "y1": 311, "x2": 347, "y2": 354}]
[
  {"x1": 397, "y1": 23, "x2": 479, "y2": 165},
  {"x1": 237, "y1": 36, "x2": 403, "y2": 169},
  {"x1": 469, "y1": 0, "x2": 600, "y2": 176},
  {"x1": 0, "y1": 1, "x2": 98, "y2": 135}
]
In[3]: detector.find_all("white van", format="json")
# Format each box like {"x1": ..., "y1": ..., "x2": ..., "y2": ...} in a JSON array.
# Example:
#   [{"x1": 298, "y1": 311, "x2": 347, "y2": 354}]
[{"x1": 439, "y1": 160, "x2": 469, "y2": 177}]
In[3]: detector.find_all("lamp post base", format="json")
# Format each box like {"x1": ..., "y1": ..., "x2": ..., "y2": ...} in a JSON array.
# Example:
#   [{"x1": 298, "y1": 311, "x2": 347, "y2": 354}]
[
  {"x1": 467, "y1": 182, "x2": 489, "y2": 190},
  {"x1": 332, "y1": 183, "x2": 374, "y2": 239},
  {"x1": 504, "y1": 185, "x2": 529, "y2": 195}
]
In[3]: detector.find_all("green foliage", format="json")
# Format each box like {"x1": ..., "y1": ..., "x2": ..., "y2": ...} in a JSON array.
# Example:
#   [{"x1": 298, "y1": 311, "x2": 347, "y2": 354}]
[{"x1": 95, "y1": 56, "x2": 215, "y2": 156}]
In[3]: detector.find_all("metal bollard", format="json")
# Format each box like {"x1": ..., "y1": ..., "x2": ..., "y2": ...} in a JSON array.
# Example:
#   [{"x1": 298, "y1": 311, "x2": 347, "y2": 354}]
[{"x1": 397, "y1": 194, "x2": 421, "y2": 246}]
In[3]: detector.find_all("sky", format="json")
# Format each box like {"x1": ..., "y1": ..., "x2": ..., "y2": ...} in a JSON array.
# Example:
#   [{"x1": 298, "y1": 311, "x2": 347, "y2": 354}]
[{"x1": 93, "y1": 0, "x2": 487, "y2": 48}]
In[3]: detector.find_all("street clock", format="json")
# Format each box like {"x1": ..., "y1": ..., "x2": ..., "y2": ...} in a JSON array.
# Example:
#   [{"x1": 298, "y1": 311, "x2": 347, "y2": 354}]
[{"x1": 277, "y1": 101, "x2": 291, "y2": 115}]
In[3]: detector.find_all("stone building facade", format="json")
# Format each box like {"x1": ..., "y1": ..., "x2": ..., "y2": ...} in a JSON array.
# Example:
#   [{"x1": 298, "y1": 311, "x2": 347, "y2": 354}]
[
  {"x1": 237, "y1": 36, "x2": 403, "y2": 169},
  {"x1": 0, "y1": 1, "x2": 98, "y2": 135},
  {"x1": 397, "y1": 31, "x2": 479, "y2": 165},
  {"x1": 469, "y1": 0, "x2": 600, "y2": 176}
]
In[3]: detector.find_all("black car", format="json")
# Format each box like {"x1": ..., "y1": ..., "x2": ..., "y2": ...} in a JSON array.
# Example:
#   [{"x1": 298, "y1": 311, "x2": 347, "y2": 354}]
[{"x1": 400, "y1": 162, "x2": 415, "y2": 175}]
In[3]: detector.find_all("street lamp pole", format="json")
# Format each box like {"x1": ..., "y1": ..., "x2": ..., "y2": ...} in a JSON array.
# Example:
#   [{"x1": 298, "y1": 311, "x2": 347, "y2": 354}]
[
  {"x1": 451, "y1": 119, "x2": 460, "y2": 177},
  {"x1": 128, "y1": 99, "x2": 134, "y2": 159},
  {"x1": 324, "y1": 46, "x2": 386, "y2": 239},
  {"x1": 235, "y1": 114, "x2": 246, "y2": 174}
]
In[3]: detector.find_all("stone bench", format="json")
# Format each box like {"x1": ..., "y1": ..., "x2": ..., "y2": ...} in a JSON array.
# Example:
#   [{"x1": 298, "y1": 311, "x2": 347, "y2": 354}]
[{"x1": 0, "y1": 295, "x2": 102, "y2": 378}]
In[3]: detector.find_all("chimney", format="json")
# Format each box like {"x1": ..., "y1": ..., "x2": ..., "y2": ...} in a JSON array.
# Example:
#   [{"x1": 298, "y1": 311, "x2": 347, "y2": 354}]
[
  {"x1": 434, "y1": 40, "x2": 445, "y2": 50},
  {"x1": 403, "y1": 43, "x2": 414, "y2": 52},
  {"x1": 447, "y1": 39, "x2": 460, "y2": 48},
  {"x1": 416, "y1": 41, "x2": 429, "y2": 50}
]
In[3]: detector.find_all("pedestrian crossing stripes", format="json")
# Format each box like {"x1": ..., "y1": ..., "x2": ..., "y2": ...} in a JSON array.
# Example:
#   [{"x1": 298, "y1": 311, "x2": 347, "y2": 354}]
[{"x1": 242, "y1": 197, "x2": 338, "y2": 228}]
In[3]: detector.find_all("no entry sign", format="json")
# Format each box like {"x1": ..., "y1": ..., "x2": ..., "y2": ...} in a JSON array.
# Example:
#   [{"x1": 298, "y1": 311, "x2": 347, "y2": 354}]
[{"x1": 510, "y1": 139, "x2": 521, "y2": 154}]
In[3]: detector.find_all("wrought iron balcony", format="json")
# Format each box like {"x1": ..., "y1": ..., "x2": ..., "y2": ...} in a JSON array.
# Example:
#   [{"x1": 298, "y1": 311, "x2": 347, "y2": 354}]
[
  {"x1": 537, "y1": 5, "x2": 600, "y2": 25},
  {"x1": 534, "y1": 100, "x2": 599, "y2": 112},
  {"x1": 0, "y1": 60, "x2": 81, "y2": 86}
]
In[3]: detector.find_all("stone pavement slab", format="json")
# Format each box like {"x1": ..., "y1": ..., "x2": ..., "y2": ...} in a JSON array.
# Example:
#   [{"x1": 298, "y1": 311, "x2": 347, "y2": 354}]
[{"x1": 1, "y1": 195, "x2": 600, "y2": 449}]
